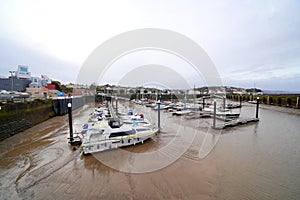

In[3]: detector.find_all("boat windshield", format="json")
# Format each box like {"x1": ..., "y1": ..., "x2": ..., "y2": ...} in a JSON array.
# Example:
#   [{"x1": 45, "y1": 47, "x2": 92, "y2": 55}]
[
  {"x1": 89, "y1": 130, "x2": 105, "y2": 142},
  {"x1": 136, "y1": 128, "x2": 150, "y2": 132},
  {"x1": 109, "y1": 129, "x2": 136, "y2": 138}
]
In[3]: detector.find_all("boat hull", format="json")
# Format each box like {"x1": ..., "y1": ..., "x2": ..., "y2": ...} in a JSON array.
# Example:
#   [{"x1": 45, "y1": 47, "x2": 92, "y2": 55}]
[{"x1": 81, "y1": 129, "x2": 157, "y2": 155}]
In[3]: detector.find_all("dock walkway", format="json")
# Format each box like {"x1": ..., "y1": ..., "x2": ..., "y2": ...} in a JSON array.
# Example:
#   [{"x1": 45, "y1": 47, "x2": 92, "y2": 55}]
[{"x1": 213, "y1": 118, "x2": 259, "y2": 129}]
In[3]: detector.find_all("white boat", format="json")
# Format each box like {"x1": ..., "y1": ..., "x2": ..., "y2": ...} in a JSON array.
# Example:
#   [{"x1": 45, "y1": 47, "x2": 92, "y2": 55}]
[
  {"x1": 80, "y1": 118, "x2": 157, "y2": 155},
  {"x1": 88, "y1": 107, "x2": 109, "y2": 122},
  {"x1": 120, "y1": 114, "x2": 151, "y2": 126},
  {"x1": 153, "y1": 104, "x2": 169, "y2": 110},
  {"x1": 202, "y1": 106, "x2": 240, "y2": 119},
  {"x1": 172, "y1": 109, "x2": 192, "y2": 116}
]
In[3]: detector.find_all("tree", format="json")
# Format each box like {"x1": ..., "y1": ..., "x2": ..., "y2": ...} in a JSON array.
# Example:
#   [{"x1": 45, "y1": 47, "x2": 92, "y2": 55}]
[
  {"x1": 51, "y1": 81, "x2": 62, "y2": 91},
  {"x1": 277, "y1": 97, "x2": 282, "y2": 106},
  {"x1": 61, "y1": 84, "x2": 73, "y2": 94},
  {"x1": 120, "y1": 89, "x2": 125, "y2": 94},
  {"x1": 89, "y1": 82, "x2": 97, "y2": 91}
]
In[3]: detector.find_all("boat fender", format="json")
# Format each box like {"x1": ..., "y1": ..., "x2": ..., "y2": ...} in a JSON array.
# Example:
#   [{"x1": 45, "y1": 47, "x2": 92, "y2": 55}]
[{"x1": 83, "y1": 124, "x2": 88, "y2": 129}]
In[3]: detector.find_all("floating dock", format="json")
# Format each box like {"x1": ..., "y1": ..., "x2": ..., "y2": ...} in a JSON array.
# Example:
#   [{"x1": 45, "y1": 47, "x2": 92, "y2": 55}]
[{"x1": 213, "y1": 118, "x2": 259, "y2": 129}]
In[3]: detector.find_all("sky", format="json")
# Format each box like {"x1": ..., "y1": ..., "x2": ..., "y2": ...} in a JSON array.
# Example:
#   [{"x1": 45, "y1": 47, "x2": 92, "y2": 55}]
[{"x1": 0, "y1": 0, "x2": 299, "y2": 91}]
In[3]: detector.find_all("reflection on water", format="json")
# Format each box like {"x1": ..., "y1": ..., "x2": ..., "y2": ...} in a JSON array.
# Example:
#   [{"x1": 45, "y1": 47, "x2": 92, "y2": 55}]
[
  {"x1": 0, "y1": 103, "x2": 299, "y2": 199},
  {"x1": 213, "y1": 105, "x2": 300, "y2": 200}
]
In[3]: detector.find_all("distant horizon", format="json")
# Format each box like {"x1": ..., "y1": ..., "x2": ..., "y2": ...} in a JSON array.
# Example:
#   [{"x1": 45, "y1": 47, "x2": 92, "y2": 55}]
[
  {"x1": 81, "y1": 82, "x2": 300, "y2": 94},
  {"x1": 1, "y1": 71, "x2": 300, "y2": 94}
]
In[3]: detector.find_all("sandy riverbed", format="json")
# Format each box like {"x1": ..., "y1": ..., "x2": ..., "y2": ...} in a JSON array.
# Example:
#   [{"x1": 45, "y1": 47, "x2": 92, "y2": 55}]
[{"x1": 0, "y1": 102, "x2": 299, "y2": 199}]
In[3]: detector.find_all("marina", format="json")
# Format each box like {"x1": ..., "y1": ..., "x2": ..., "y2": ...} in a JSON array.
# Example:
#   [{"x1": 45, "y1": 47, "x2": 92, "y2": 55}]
[
  {"x1": 1, "y1": 97, "x2": 300, "y2": 199},
  {"x1": 1, "y1": 1, "x2": 300, "y2": 199}
]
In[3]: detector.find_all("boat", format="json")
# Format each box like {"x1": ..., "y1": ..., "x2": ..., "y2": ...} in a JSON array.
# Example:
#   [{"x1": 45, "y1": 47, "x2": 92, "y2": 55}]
[
  {"x1": 172, "y1": 109, "x2": 192, "y2": 116},
  {"x1": 202, "y1": 106, "x2": 240, "y2": 120},
  {"x1": 153, "y1": 104, "x2": 169, "y2": 110},
  {"x1": 80, "y1": 118, "x2": 157, "y2": 155},
  {"x1": 226, "y1": 103, "x2": 242, "y2": 109},
  {"x1": 88, "y1": 107, "x2": 109, "y2": 122}
]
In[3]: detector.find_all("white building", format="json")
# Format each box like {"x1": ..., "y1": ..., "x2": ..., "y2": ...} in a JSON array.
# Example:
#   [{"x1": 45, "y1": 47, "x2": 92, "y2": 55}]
[
  {"x1": 29, "y1": 77, "x2": 42, "y2": 88},
  {"x1": 16, "y1": 65, "x2": 31, "y2": 79}
]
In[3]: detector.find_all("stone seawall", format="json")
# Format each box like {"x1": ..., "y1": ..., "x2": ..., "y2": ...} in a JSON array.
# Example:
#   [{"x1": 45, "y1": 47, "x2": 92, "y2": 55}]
[
  {"x1": 0, "y1": 96, "x2": 95, "y2": 140},
  {"x1": 52, "y1": 96, "x2": 95, "y2": 115},
  {"x1": 0, "y1": 99, "x2": 55, "y2": 140}
]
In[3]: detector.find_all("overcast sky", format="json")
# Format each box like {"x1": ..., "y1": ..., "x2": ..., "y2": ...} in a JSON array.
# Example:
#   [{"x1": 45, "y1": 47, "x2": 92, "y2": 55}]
[{"x1": 0, "y1": 0, "x2": 299, "y2": 91}]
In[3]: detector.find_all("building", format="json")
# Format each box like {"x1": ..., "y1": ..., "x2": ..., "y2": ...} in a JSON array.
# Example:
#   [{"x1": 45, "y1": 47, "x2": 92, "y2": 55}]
[
  {"x1": 0, "y1": 65, "x2": 33, "y2": 91},
  {"x1": 16, "y1": 65, "x2": 31, "y2": 79},
  {"x1": 0, "y1": 66, "x2": 53, "y2": 92},
  {"x1": 41, "y1": 75, "x2": 51, "y2": 86},
  {"x1": 26, "y1": 87, "x2": 63, "y2": 98},
  {"x1": 29, "y1": 77, "x2": 42, "y2": 88},
  {"x1": 0, "y1": 76, "x2": 31, "y2": 91},
  {"x1": 26, "y1": 87, "x2": 49, "y2": 98},
  {"x1": 29, "y1": 75, "x2": 51, "y2": 89}
]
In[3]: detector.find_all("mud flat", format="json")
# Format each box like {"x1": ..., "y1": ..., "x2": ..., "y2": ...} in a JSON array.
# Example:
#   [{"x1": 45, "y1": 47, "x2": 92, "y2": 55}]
[{"x1": 0, "y1": 103, "x2": 300, "y2": 200}]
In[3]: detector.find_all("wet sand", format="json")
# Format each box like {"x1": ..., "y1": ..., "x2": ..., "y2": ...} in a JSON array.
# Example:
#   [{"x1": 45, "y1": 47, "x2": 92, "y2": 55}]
[{"x1": 0, "y1": 103, "x2": 300, "y2": 199}]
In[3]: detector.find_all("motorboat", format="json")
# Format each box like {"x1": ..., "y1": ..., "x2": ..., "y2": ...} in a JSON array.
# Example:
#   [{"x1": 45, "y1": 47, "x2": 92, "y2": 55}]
[
  {"x1": 153, "y1": 104, "x2": 169, "y2": 110},
  {"x1": 172, "y1": 109, "x2": 192, "y2": 116},
  {"x1": 80, "y1": 118, "x2": 157, "y2": 155},
  {"x1": 202, "y1": 106, "x2": 240, "y2": 120}
]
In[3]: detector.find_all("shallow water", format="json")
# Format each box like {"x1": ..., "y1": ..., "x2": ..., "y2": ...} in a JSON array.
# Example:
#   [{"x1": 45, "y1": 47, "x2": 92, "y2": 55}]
[{"x1": 0, "y1": 102, "x2": 299, "y2": 199}]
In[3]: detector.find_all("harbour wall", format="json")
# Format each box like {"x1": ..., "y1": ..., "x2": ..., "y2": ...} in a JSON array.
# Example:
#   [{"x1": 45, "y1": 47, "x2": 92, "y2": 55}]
[
  {"x1": 52, "y1": 96, "x2": 95, "y2": 115},
  {"x1": 227, "y1": 94, "x2": 300, "y2": 108},
  {"x1": 0, "y1": 96, "x2": 95, "y2": 140}
]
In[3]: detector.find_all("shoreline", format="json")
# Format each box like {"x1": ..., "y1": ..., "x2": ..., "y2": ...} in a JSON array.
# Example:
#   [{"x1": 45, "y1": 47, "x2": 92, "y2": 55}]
[{"x1": 242, "y1": 102, "x2": 300, "y2": 116}]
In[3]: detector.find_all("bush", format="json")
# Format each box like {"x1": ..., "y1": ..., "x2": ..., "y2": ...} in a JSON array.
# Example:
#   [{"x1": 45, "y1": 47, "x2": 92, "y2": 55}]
[{"x1": 277, "y1": 97, "x2": 282, "y2": 106}]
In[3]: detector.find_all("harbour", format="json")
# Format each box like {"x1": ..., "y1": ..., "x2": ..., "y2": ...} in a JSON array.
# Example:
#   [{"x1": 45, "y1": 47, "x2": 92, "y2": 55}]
[
  {"x1": 1, "y1": 1, "x2": 300, "y2": 199},
  {"x1": 0, "y1": 99, "x2": 299, "y2": 199}
]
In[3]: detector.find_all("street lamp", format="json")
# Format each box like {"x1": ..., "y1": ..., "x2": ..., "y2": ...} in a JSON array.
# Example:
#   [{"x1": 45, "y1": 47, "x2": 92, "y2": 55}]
[{"x1": 9, "y1": 71, "x2": 16, "y2": 91}]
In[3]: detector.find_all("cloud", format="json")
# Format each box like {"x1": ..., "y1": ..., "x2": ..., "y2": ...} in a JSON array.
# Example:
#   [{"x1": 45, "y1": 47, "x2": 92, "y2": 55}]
[
  {"x1": 0, "y1": 38, "x2": 79, "y2": 83},
  {"x1": 0, "y1": 0, "x2": 299, "y2": 91}
]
